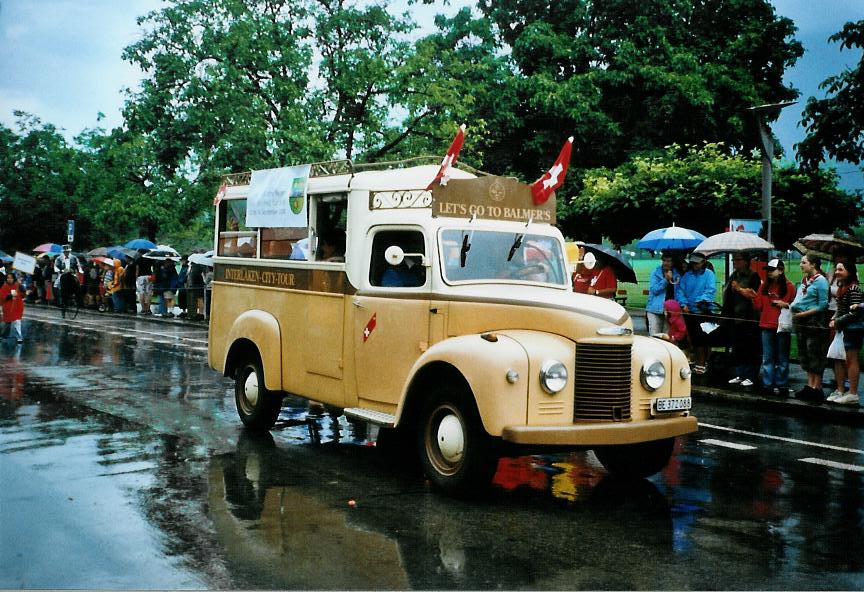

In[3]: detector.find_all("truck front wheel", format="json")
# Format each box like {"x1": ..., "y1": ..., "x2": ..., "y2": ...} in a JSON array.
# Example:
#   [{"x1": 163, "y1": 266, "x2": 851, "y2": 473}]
[
  {"x1": 234, "y1": 356, "x2": 282, "y2": 430},
  {"x1": 417, "y1": 387, "x2": 498, "y2": 496},
  {"x1": 593, "y1": 437, "x2": 676, "y2": 479}
]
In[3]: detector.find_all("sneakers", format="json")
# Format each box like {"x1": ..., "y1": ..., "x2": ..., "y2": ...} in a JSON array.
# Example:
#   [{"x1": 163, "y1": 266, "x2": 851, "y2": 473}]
[
  {"x1": 740, "y1": 379, "x2": 754, "y2": 388},
  {"x1": 826, "y1": 390, "x2": 844, "y2": 403},
  {"x1": 834, "y1": 393, "x2": 860, "y2": 406},
  {"x1": 728, "y1": 376, "x2": 743, "y2": 385},
  {"x1": 692, "y1": 365, "x2": 707, "y2": 375}
]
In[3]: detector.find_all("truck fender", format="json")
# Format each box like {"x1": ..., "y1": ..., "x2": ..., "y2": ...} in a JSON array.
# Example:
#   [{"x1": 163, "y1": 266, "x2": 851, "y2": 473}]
[
  {"x1": 397, "y1": 334, "x2": 530, "y2": 436},
  {"x1": 223, "y1": 310, "x2": 283, "y2": 392}
]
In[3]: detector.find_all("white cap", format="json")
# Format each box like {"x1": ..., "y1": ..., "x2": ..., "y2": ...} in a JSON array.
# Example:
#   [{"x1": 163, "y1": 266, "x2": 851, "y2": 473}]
[{"x1": 766, "y1": 258, "x2": 780, "y2": 269}]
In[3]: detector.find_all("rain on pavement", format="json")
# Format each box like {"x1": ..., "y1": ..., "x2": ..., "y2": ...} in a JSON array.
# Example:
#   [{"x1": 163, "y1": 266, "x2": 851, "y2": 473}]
[{"x1": 1, "y1": 308, "x2": 863, "y2": 589}]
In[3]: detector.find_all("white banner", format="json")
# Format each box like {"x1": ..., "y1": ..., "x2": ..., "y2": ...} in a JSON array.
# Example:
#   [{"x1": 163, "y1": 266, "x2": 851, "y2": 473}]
[
  {"x1": 246, "y1": 165, "x2": 311, "y2": 228},
  {"x1": 12, "y1": 251, "x2": 36, "y2": 275}
]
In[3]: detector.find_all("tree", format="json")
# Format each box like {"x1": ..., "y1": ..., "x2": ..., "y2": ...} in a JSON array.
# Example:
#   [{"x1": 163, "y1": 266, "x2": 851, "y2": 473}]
[
  {"x1": 798, "y1": 20, "x2": 864, "y2": 168},
  {"x1": 477, "y1": 0, "x2": 804, "y2": 180},
  {"x1": 0, "y1": 113, "x2": 87, "y2": 252},
  {"x1": 569, "y1": 143, "x2": 860, "y2": 247}
]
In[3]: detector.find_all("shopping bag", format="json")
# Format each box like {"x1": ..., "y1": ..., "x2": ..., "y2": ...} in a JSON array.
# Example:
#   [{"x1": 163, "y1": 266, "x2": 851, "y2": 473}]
[
  {"x1": 827, "y1": 331, "x2": 846, "y2": 360},
  {"x1": 777, "y1": 307, "x2": 793, "y2": 333}
]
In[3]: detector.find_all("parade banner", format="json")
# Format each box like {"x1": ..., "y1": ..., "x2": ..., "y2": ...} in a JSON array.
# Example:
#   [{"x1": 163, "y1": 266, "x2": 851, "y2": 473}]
[
  {"x1": 246, "y1": 165, "x2": 312, "y2": 228},
  {"x1": 13, "y1": 251, "x2": 36, "y2": 275}
]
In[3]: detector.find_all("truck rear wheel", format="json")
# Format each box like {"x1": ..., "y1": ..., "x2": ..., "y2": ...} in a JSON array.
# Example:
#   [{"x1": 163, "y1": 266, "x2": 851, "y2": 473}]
[
  {"x1": 234, "y1": 356, "x2": 282, "y2": 430},
  {"x1": 417, "y1": 386, "x2": 498, "y2": 496},
  {"x1": 593, "y1": 437, "x2": 675, "y2": 479}
]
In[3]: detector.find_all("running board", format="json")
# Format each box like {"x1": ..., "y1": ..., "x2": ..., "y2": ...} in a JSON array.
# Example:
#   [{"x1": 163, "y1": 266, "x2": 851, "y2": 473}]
[{"x1": 344, "y1": 407, "x2": 396, "y2": 427}]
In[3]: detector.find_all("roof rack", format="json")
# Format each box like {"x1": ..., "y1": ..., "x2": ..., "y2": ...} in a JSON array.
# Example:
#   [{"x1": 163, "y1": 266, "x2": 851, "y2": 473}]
[{"x1": 220, "y1": 156, "x2": 488, "y2": 186}]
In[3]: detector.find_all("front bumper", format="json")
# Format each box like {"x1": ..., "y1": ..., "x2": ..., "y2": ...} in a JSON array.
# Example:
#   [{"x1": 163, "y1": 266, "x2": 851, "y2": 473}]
[{"x1": 501, "y1": 415, "x2": 698, "y2": 446}]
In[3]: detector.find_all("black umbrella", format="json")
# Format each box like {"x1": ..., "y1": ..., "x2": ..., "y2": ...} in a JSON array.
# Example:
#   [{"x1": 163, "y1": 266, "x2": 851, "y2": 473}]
[
  {"x1": 578, "y1": 242, "x2": 638, "y2": 284},
  {"x1": 793, "y1": 233, "x2": 864, "y2": 263}
]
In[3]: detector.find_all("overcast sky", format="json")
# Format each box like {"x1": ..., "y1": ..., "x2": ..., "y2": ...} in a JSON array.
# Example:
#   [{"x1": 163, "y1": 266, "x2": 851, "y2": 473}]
[{"x1": 0, "y1": 0, "x2": 860, "y2": 187}]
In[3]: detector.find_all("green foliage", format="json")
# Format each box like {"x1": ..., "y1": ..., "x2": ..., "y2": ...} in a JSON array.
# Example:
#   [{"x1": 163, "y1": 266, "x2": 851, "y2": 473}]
[
  {"x1": 0, "y1": 114, "x2": 86, "y2": 251},
  {"x1": 570, "y1": 143, "x2": 861, "y2": 247},
  {"x1": 798, "y1": 20, "x2": 864, "y2": 168}
]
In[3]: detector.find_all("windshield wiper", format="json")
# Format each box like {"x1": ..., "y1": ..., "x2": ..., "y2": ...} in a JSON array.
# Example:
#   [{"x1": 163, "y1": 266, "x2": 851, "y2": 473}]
[
  {"x1": 507, "y1": 216, "x2": 532, "y2": 262},
  {"x1": 507, "y1": 234, "x2": 523, "y2": 262}
]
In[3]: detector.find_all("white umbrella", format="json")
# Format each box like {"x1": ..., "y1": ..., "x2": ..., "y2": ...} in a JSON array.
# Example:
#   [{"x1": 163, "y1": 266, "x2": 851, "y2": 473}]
[
  {"x1": 189, "y1": 251, "x2": 214, "y2": 267},
  {"x1": 693, "y1": 231, "x2": 774, "y2": 256},
  {"x1": 144, "y1": 245, "x2": 180, "y2": 261}
]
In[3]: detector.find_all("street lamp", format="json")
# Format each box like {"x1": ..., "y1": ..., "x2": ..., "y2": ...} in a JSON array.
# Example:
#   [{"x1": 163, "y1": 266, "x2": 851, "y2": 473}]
[{"x1": 746, "y1": 100, "x2": 797, "y2": 244}]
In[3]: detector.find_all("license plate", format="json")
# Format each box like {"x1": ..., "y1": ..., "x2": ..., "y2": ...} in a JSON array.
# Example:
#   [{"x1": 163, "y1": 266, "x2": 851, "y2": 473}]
[{"x1": 652, "y1": 397, "x2": 691, "y2": 414}]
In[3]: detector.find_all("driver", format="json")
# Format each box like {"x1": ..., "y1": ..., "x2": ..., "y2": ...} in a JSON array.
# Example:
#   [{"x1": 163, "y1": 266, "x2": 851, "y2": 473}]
[{"x1": 54, "y1": 245, "x2": 82, "y2": 277}]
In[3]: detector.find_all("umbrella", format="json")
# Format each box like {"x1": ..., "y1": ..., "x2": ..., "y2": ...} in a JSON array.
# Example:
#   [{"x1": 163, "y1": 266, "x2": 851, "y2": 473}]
[
  {"x1": 124, "y1": 238, "x2": 157, "y2": 250},
  {"x1": 637, "y1": 225, "x2": 706, "y2": 252},
  {"x1": 33, "y1": 243, "x2": 62, "y2": 253},
  {"x1": 693, "y1": 231, "x2": 773, "y2": 256},
  {"x1": 793, "y1": 233, "x2": 864, "y2": 263},
  {"x1": 578, "y1": 242, "x2": 638, "y2": 284},
  {"x1": 144, "y1": 245, "x2": 180, "y2": 261},
  {"x1": 90, "y1": 256, "x2": 113, "y2": 266},
  {"x1": 0, "y1": 250, "x2": 12, "y2": 264},
  {"x1": 189, "y1": 251, "x2": 214, "y2": 267},
  {"x1": 87, "y1": 246, "x2": 111, "y2": 257},
  {"x1": 106, "y1": 246, "x2": 139, "y2": 260}
]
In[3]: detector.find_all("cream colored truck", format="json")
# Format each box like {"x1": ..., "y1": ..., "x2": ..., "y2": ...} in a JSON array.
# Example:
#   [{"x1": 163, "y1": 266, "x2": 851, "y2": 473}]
[{"x1": 208, "y1": 159, "x2": 697, "y2": 494}]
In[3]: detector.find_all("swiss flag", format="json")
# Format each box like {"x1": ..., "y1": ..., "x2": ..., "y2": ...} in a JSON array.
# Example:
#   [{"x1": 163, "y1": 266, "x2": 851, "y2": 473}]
[
  {"x1": 426, "y1": 124, "x2": 466, "y2": 191},
  {"x1": 531, "y1": 137, "x2": 573, "y2": 205},
  {"x1": 213, "y1": 183, "x2": 227, "y2": 206},
  {"x1": 362, "y1": 313, "x2": 377, "y2": 343}
]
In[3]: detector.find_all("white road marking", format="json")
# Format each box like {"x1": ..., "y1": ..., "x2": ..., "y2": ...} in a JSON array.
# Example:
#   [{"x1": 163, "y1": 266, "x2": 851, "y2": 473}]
[
  {"x1": 699, "y1": 438, "x2": 757, "y2": 451},
  {"x1": 798, "y1": 458, "x2": 864, "y2": 472},
  {"x1": 700, "y1": 422, "x2": 864, "y2": 455}
]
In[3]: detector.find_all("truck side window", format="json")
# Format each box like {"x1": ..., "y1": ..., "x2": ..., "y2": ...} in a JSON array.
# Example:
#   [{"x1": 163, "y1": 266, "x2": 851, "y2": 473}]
[
  {"x1": 218, "y1": 199, "x2": 258, "y2": 257},
  {"x1": 370, "y1": 230, "x2": 426, "y2": 288}
]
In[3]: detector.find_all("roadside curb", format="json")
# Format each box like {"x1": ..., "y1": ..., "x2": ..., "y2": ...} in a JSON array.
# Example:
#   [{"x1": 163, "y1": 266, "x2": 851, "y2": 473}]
[
  {"x1": 27, "y1": 302, "x2": 208, "y2": 329},
  {"x1": 692, "y1": 384, "x2": 864, "y2": 425}
]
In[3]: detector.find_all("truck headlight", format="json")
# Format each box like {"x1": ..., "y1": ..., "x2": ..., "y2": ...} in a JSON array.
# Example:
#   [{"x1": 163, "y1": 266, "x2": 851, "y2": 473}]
[
  {"x1": 640, "y1": 359, "x2": 666, "y2": 391},
  {"x1": 539, "y1": 360, "x2": 568, "y2": 394}
]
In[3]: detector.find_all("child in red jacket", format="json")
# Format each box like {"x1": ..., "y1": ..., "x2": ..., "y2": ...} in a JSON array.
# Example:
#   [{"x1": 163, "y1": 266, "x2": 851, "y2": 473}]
[{"x1": 0, "y1": 272, "x2": 25, "y2": 343}]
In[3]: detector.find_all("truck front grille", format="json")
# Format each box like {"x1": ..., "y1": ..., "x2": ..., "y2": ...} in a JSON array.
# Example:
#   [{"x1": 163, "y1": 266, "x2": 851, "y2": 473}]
[{"x1": 574, "y1": 343, "x2": 632, "y2": 421}]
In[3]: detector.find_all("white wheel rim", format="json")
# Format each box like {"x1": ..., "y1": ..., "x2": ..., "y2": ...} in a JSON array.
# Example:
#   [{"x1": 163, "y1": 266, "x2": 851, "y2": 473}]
[
  {"x1": 243, "y1": 369, "x2": 259, "y2": 407},
  {"x1": 436, "y1": 414, "x2": 465, "y2": 464}
]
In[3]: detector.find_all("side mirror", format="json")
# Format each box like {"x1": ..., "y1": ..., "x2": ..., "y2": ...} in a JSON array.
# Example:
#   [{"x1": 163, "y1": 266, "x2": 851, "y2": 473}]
[
  {"x1": 384, "y1": 245, "x2": 405, "y2": 266},
  {"x1": 384, "y1": 245, "x2": 428, "y2": 267}
]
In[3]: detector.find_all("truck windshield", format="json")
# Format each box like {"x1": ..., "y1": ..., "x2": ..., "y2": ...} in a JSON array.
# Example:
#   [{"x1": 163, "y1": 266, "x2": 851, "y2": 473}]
[{"x1": 439, "y1": 229, "x2": 567, "y2": 286}]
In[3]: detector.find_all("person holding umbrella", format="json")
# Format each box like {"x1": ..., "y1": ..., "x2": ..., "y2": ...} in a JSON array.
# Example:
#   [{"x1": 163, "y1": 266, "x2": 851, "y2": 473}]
[
  {"x1": 723, "y1": 252, "x2": 762, "y2": 388},
  {"x1": 678, "y1": 252, "x2": 716, "y2": 374},
  {"x1": 827, "y1": 259, "x2": 863, "y2": 405},
  {"x1": 587, "y1": 257, "x2": 617, "y2": 298},
  {"x1": 647, "y1": 252, "x2": 682, "y2": 336}
]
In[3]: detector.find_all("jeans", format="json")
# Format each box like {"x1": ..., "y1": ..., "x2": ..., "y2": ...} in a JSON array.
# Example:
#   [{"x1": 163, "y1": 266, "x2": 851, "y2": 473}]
[
  {"x1": 2, "y1": 320, "x2": 22, "y2": 341},
  {"x1": 111, "y1": 292, "x2": 124, "y2": 313},
  {"x1": 761, "y1": 329, "x2": 791, "y2": 387}
]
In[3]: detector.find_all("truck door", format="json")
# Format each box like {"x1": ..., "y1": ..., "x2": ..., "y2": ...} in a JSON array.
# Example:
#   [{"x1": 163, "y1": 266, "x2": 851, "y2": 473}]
[{"x1": 353, "y1": 228, "x2": 430, "y2": 406}]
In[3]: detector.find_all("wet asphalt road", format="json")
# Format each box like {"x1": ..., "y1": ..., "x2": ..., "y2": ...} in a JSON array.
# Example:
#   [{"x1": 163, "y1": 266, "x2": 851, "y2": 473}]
[{"x1": 1, "y1": 307, "x2": 864, "y2": 589}]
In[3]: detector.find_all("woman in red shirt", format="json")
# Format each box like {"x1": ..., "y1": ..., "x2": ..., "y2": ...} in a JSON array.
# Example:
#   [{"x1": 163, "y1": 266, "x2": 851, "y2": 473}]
[
  {"x1": 752, "y1": 259, "x2": 795, "y2": 396},
  {"x1": 0, "y1": 272, "x2": 25, "y2": 343}
]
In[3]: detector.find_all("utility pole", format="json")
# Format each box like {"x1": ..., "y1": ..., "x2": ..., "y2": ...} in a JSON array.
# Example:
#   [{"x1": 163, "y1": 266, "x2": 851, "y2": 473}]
[{"x1": 747, "y1": 101, "x2": 797, "y2": 244}]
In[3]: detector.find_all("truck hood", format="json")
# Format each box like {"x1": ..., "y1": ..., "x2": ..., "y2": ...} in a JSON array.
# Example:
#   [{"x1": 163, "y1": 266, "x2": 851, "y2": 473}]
[{"x1": 431, "y1": 284, "x2": 630, "y2": 326}]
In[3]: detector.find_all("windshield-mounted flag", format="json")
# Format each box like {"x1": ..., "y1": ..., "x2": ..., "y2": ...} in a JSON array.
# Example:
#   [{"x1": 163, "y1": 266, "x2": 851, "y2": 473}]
[
  {"x1": 531, "y1": 137, "x2": 573, "y2": 205},
  {"x1": 426, "y1": 124, "x2": 466, "y2": 191}
]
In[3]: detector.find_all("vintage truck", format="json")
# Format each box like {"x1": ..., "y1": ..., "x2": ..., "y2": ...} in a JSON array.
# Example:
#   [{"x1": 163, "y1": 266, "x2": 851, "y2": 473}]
[{"x1": 208, "y1": 158, "x2": 696, "y2": 494}]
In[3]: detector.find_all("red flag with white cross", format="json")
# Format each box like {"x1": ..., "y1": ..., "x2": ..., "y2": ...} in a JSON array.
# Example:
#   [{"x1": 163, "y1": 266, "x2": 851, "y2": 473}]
[
  {"x1": 426, "y1": 124, "x2": 466, "y2": 191},
  {"x1": 531, "y1": 137, "x2": 573, "y2": 205},
  {"x1": 362, "y1": 313, "x2": 377, "y2": 342}
]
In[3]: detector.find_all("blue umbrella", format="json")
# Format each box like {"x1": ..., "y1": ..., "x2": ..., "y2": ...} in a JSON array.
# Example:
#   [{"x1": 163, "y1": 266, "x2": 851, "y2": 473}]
[
  {"x1": 637, "y1": 225, "x2": 706, "y2": 252},
  {"x1": 0, "y1": 250, "x2": 12, "y2": 264},
  {"x1": 106, "y1": 246, "x2": 138, "y2": 260},
  {"x1": 124, "y1": 238, "x2": 157, "y2": 250}
]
